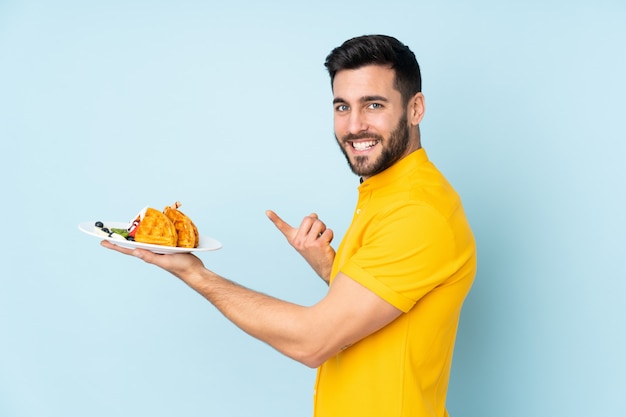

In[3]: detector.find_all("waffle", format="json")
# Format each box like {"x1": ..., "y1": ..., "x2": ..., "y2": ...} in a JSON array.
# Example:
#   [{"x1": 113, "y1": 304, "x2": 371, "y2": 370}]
[
  {"x1": 133, "y1": 207, "x2": 178, "y2": 247},
  {"x1": 163, "y1": 202, "x2": 199, "y2": 248}
]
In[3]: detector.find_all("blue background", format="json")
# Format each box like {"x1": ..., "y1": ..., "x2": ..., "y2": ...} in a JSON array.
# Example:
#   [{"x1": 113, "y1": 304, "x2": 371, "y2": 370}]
[{"x1": 1, "y1": 1, "x2": 625, "y2": 416}]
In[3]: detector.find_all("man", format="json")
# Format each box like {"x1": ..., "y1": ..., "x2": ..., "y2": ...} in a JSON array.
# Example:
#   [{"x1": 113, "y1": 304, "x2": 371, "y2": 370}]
[{"x1": 103, "y1": 34, "x2": 477, "y2": 417}]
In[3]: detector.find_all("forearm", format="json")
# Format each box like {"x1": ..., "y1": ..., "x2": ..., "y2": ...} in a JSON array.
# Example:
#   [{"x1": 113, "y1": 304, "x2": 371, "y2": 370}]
[
  {"x1": 182, "y1": 268, "x2": 323, "y2": 367},
  {"x1": 102, "y1": 241, "x2": 400, "y2": 369},
  {"x1": 303, "y1": 252, "x2": 333, "y2": 285},
  {"x1": 314, "y1": 266, "x2": 331, "y2": 285}
]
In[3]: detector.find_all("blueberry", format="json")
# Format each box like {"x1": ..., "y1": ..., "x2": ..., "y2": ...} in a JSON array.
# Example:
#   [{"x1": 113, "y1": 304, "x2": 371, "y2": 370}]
[
  {"x1": 101, "y1": 227, "x2": 110, "y2": 233},
  {"x1": 95, "y1": 221, "x2": 104, "y2": 228},
  {"x1": 126, "y1": 236, "x2": 135, "y2": 241}
]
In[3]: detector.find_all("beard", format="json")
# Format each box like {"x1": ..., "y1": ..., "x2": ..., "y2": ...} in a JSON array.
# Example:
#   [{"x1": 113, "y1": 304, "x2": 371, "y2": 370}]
[{"x1": 336, "y1": 113, "x2": 410, "y2": 178}]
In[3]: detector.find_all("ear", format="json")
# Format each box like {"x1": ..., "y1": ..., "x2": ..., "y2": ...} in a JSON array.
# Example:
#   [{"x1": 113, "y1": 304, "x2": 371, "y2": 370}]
[{"x1": 408, "y1": 92, "x2": 425, "y2": 126}]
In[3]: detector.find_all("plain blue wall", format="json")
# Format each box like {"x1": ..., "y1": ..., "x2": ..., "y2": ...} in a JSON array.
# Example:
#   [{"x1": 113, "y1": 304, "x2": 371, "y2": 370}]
[{"x1": 1, "y1": 1, "x2": 625, "y2": 416}]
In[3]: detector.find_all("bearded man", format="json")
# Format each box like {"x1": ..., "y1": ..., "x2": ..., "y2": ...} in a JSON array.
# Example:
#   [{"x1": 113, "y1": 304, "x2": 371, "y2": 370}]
[{"x1": 103, "y1": 34, "x2": 477, "y2": 417}]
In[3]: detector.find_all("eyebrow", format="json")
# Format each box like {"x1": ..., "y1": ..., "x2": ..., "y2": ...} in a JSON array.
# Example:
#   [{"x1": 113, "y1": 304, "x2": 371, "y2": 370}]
[{"x1": 333, "y1": 95, "x2": 389, "y2": 105}]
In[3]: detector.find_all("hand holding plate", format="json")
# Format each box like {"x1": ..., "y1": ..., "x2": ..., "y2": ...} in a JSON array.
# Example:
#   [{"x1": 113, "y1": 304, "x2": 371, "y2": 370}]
[{"x1": 101, "y1": 240, "x2": 207, "y2": 284}]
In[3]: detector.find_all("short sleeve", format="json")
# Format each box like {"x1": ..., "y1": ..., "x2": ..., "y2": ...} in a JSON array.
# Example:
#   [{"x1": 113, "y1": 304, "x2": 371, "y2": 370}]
[{"x1": 339, "y1": 203, "x2": 455, "y2": 312}]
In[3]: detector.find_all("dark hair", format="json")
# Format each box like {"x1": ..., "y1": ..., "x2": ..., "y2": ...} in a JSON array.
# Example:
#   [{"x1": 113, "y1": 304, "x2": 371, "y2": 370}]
[{"x1": 324, "y1": 35, "x2": 422, "y2": 104}]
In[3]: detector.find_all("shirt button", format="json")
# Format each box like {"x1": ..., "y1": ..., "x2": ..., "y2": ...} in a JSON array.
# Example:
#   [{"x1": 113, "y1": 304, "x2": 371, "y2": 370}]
[{"x1": 356, "y1": 209, "x2": 361, "y2": 214}]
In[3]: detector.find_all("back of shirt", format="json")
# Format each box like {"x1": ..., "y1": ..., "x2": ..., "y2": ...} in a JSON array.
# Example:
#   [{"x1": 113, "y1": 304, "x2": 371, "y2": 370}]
[{"x1": 313, "y1": 149, "x2": 477, "y2": 417}]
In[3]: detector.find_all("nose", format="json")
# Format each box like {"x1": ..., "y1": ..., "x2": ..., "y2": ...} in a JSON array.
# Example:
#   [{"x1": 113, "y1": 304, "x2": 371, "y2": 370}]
[{"x1": 347, "y1": 110, "x2": 368, "y2": 135}]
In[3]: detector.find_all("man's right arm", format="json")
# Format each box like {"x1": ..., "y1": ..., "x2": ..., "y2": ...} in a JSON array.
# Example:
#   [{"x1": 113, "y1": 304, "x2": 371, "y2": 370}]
[{"x1": 101, "y1": 240, "x2": 401, "y2": 368}]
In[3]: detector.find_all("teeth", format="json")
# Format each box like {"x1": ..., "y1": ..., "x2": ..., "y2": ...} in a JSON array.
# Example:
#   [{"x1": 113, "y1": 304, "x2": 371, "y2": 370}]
[{"x1": 352, "y1": 140, "x2": 377, "y2": 151}]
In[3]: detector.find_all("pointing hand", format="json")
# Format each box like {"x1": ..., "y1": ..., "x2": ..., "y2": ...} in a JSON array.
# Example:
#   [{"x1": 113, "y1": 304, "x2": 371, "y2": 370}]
[{"x1": 266, "y1": 210, "x2": 335, "y2": 283}]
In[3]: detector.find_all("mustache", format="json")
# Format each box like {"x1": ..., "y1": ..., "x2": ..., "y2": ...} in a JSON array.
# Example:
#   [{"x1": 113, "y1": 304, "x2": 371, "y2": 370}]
[{"x1": 339, "y1": 132, "x2": 384, "y2": 142}]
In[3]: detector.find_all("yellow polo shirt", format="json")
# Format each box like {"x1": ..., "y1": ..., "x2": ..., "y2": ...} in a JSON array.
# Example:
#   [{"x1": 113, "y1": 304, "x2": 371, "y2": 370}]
[{"x1": 313, "y1": 148, "x2": 476, "y2": 417}]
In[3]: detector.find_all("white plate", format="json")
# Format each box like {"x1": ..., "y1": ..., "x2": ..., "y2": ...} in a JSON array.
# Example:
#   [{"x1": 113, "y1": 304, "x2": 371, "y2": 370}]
[{"x1": 78, "y1": 221, "x2": 222, "y2": 254}]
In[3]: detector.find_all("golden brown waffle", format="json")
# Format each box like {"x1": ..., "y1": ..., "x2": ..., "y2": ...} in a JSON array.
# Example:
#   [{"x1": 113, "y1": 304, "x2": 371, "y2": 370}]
[
  {"x1": 163, "y1": 202, "x2": 199, "y2": 248},
  {"x1": 134, "y1": 207, "x2": 178, "y2": 247}
]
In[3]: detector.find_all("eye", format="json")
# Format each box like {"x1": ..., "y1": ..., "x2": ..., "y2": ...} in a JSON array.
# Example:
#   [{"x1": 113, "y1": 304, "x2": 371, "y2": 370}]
[
  {"x1": 367, "y1": 102, "x2": 383, "y2": 110},
  {"x1": 335, "y1": 104, "x2": 349, "y2": 112}
]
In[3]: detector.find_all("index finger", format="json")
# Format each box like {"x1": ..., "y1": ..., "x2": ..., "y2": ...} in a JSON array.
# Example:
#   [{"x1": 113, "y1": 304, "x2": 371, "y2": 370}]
[
  {"x1": 265, "y1": 210, "x2": 295, "y2": 237},
  {"x1": 101, "y1": 239, "x2": 151, "y2": 260}
]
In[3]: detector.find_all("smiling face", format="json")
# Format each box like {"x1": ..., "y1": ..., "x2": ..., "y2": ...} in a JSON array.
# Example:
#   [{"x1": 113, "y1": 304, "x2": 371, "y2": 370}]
[{"x1": 332, "y1": 65, "x2": 425, "y2": 179}]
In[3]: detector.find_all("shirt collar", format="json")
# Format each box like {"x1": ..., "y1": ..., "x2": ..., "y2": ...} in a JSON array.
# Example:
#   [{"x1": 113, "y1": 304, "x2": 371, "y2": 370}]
[{"x1": 358, "y1": 148, "x2": 429, "y2": 191}]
